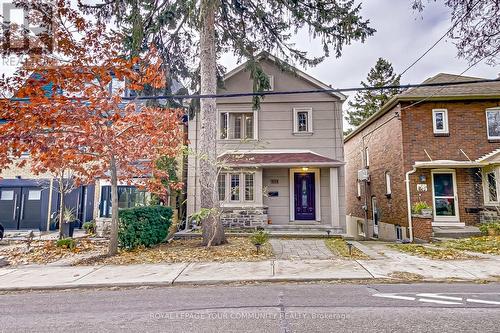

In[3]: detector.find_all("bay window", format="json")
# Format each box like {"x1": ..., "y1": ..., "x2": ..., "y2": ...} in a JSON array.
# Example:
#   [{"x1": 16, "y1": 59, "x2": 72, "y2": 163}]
[{"x1": 218, "y1": 172, "x2": 256, "y2": 203}]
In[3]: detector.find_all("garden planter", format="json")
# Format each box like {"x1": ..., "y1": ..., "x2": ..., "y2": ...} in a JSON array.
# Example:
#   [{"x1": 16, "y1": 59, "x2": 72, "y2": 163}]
[
  {"x1": 421, "y1": 208, "x2": 433, "y2": 217},
  {"x1": 61, "y1": 221, "x2": 75, "y2": 238}
]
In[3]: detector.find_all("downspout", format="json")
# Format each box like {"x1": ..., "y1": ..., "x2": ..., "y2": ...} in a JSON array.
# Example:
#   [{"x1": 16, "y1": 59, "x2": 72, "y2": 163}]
[{"x1": 405, "y1": 167, "x2": 417, "y2": 242}]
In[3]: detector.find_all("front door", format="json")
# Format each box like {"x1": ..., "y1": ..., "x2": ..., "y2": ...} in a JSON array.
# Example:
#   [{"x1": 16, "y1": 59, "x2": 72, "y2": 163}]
[
  {"x1": 0, "y1": 187, "x2": 43, "y2": 230},
  {"x1": 0, "y1": 188, "x2": 21, "y2": 229},
  {"x1": 432, "y1": 171, "x2": 459, "y2": 222},
  {"x1": 294, "y1": 173, "x2": 315, "y2": 220}
]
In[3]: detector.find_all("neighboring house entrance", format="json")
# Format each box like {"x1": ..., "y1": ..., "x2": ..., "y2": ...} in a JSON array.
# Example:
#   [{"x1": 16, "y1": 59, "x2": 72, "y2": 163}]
[
  {"x1": 371, "y1": 196, "x2": 379, "y2": 237},
  {"x1": 432, "y1": 170, "x2": 459, "y2": 222},
  {"x1": 293, "y1": 173, "x2": 316, "y2": 220},
  {"x1": 0, "y1": 187, "x2": 43, "y2": 230}
]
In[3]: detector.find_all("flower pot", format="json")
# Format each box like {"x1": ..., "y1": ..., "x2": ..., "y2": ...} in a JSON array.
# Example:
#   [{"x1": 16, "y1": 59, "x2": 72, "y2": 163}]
[
  {"x1": 421, "y1": 208, "x2": 433, "y2": 217},
  {"x1": 61, "y1": 221, "x2": 75, "y2": 238}
]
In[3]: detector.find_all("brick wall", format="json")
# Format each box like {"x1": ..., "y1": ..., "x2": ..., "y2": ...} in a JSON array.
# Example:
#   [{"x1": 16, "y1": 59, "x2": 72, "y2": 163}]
[{"x1": 412, "y1": 215, "x2": 432, "y2": 242}]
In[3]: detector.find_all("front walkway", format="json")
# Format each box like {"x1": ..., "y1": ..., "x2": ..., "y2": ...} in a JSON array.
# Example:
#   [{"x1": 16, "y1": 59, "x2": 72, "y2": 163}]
[{"x1": 270, "y1": 239, "x2": 334, "y2": 260}]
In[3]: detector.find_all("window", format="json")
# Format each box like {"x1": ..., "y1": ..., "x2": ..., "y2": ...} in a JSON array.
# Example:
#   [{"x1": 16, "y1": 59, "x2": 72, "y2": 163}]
[
  {"x1": 293, "y1": 107, "x2": 313, "y2": 134},
  {"x1": 28, "y1": 190, "x2": 42, "y2": 200},
  {"x1": 100, "y1": 186, "x2": 148, "y2": 217},
  {"x1": 356, "y1": 180, "x2": 362, "y2": 198},
  {"x1": 385, "y1": 171, "x2": 392, "y2": 196},
  {"x1": 218, "y1": 174, "x2": 226, "y2": 201},
  {"x1": 395, "y1": 225, "x2": 403, "y2": 241},
  {"x1": 486, "y1": 108, "x2": 500, "y2": 140},
  {"x1": 0, "y1": 190, "x2": 14, "y2": 201},
  {"x1": 483, "y1": 168, "x2": 499, "y2": 204},
  {"x1": 432, "y1": 109, "x2": 449, "y2": 134},
  {"x1": 364, "y1": 147, "x2": 370, "y2": 168},
  {"x1": 264, "y1": 75, "x2": 274, "y2": 91},
  {"x1": 218, "y1": 172, "x2": 256, "y2": 203},
  {"x1": 219, "y1": 112, "x2": 256, "y2": 140}
]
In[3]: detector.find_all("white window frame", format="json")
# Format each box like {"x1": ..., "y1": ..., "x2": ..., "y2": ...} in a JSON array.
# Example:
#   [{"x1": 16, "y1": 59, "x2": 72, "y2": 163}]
[
  {"x1": 264, "y1": 75, "x2": 274, "y2": 91},
  {"x1": 364, "y1": 147, "x2": 370, "y2": 168},
  {"x1": 385, "y1": 171, "x2": 392, "y2": 196},
  {"x1": 486, "y1": 107, "x2": 500, "y2": 140},
  {"x1": 218, "y1": 110, "x2": 258, "y2": 141},
  {"x1": 482, "y1": 167, "x2": 500, "y2": 205},
  {"x1": 219, "y1": 171, "x2": 256, "y2": 204},
  {"x1": 432, "y1": 109, "x2": 449, "y2": 134},
  {"x1": 293, "y1": 107, "x2": 313, "y2": 134}
]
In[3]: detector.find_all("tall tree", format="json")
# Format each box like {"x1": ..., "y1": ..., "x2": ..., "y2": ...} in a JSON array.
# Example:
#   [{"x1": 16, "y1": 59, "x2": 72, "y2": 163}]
[
  {"x1": 83, "y1": 0, "x2": 376, "y2": 246},
  {"x1": 0, "y1": 2, "x2": 184, "y2": 255},
  {"x1": 346, "y1": 58, "x2": 401, "y2": 128},
  {"x1": 412, "y1": 0, "x2": 500, "y2": 65}
]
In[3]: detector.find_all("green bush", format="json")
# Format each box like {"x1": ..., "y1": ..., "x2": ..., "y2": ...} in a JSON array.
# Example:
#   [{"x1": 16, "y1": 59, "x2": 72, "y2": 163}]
[
  {"x1": 250, "y1": 230, "x2": 270, "y2": 245},
  {"x1": 118, "y1": 205, "x2": 173, "y2": 249},
  {"x1": 478, "y1": 222, "x2": 500, "y2": 235},
  {"x1": 411, "y1": 201, "x2": 432, "y2": 214},
  {"x1": 56, "y1": 238, "x2": 76, "y2": 250},
  {"x1": 82, "y1": 221, "x2": 96, "y2": 234}
]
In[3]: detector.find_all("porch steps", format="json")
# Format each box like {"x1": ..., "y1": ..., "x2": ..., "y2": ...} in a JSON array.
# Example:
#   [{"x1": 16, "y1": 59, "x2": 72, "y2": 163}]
[{"x1": 432, "y1": 226, "x2": 481, "y2": 240}]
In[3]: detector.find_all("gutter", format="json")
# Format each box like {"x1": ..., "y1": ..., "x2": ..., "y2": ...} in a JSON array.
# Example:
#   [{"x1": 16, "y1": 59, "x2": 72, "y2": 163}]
[{"x1": 405, "y1": 167, "x2": 417, "y2": 242}]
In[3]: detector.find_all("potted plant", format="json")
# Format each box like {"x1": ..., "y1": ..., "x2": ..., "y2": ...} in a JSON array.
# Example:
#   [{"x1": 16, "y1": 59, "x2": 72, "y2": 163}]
[
  {"x1": 61, "y1": 207, "x2": 77, "y2": 238},
  {"x1": 82, "y1": 220, "x2": 96, "y2": 235},
  {"x1": 412, "y1": 201, "x2": 433, "y2": 217},
  {"x1": 250, "y1": 230, "x2": 270, "y2": 253}
]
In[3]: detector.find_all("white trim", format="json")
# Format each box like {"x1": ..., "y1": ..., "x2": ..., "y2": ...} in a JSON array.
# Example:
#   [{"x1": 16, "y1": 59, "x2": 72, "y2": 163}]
[
  {"x1": 289, "y1": 168, "x2": 321, "y2": 222},
  {"x1": 217, "y1": 109, "x2": 258, "y2": 141},
  {"x1": 482, "y1": 166, "x2": 500, "y2": 205},
  {"x1": 432, "y1": 109, "x2": 449, "y2": 134},
  {"x1": 431, "y1": 169, "x2": 460, "y2": 223},
  {"x1": 329, "y1": 168, "x2": 340, "y2": 228},
  {"x1": 432, "y1": 222, "x2": 466, "y2": 227},
  {"x1": 486, "y1": 107, "x2": 500, "y2": 140},
  {"x1": 223, "y1": 52, "x2": 346, "y2": 100},
  {"x1": 293, "y1": 107, "x2": 313, "y2": 134}
]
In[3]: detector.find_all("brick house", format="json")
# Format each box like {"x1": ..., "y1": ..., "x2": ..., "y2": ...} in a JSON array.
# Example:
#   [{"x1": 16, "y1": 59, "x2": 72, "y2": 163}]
[
  {"x1": 187, "y1": 53, "x2": 347, "y2": 233},
  {"x1": 344, "y1": 73, "x2": 500, "y2": 241}
]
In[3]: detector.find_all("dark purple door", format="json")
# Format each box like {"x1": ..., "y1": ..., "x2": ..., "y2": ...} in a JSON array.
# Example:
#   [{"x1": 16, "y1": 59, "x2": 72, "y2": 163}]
[{"x1": 294, "y1": 173, "x2": 315, "y2": 220}]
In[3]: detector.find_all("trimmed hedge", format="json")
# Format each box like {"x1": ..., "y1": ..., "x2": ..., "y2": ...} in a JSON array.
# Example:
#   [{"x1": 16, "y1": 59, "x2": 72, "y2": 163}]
[{"x1": 118, "y1": 205, "x2": 173, "y2": 249}]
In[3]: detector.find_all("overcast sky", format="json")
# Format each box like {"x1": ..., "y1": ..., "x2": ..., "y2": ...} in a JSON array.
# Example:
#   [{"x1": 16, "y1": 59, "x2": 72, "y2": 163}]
[{"x1": 221, "y1": 0, "x2": 498, "y2": 104}]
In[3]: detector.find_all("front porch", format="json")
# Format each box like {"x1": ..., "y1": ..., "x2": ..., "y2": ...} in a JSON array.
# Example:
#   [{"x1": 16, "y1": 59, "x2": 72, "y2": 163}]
[{"x1": 217, "y1": 150, "x2": 345, "y2": 233}]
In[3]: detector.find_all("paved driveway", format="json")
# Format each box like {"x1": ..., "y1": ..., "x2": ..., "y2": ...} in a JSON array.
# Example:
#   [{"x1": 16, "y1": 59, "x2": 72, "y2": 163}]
[{"x1": 270, "y1": 239, "x2": 335, "y2": 260}]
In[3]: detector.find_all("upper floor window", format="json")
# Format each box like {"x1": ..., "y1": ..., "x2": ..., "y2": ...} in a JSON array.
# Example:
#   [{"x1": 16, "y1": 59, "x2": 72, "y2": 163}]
[
  {"x1": 264, "y1": 75, "x2": 274, "y2": 91},
  {"x1": 385, "y1": 171, "x2": 392, "y2": 197},
  {"x1": 483, "y1": 167, "x2": 499, "y2": 204},
  {"x1": 364, "y1": 147, "x2": 370, "y2": 168},
  {"x1": 486, "y1": 108, "x2": 500, "y2": 140},
  {"x1": 432, "y1": 109, "x2": 449, "y2": 135},
  {"x1": 293, "y1": 107, "x2": 313, "y2": 134},
  {"x1": 219, "y1": 112, "x2": 256, "y2": 140}
]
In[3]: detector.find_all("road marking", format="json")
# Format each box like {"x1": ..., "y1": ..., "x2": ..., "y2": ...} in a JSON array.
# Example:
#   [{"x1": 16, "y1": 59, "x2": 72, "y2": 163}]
[
  {"x1": 466, "y1": 298, "x2": 500, "y2": 305},
  {"x1": 418, "y1": 298, "x2": 462, "y2": 305},
  {"x1": 416, "y1": 293, "x2": 463, "y2": 301},
  {"x1": 373, "y1": 294, "x2": 416, "y2": 301}
]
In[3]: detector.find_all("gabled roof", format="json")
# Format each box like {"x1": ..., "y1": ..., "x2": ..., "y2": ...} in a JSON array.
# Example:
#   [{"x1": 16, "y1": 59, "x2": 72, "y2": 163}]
[
  {"x1": 223, "y1": 52, "x2": 347, "y2": 101},
  {"x1": 345, "y1": 73, "x2": 500, "y2": 142}
]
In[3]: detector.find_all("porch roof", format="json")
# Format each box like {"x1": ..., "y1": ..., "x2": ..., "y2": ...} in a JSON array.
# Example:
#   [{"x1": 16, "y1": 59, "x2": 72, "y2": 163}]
[
  {"x1": 413, "y1": 160, "x2": 485, "y2": 169},
  {"x1": 218, "y1": 150, "x2": 344, "y2": 168}
]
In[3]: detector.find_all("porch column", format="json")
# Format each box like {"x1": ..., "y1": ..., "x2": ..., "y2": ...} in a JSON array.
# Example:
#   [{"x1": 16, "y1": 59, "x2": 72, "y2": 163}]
[{"x1": 329, "y1": 167, "x2": 340, "y2": 228}]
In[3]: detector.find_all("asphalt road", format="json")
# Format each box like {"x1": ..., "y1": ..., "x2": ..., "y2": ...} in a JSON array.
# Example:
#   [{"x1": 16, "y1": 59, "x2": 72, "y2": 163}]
[{"x1": 0, "y1": 283, "x2": 499, "y2": 332}]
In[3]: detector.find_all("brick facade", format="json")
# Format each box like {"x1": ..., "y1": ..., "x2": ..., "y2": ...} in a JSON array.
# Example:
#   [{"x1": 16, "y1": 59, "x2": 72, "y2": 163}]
[
  {"x1": 412, "y1": 215, "x2": 433, "y2": 242},
  {"x1": 345, "y1": 97, "x2": 500, "y2": 238}
]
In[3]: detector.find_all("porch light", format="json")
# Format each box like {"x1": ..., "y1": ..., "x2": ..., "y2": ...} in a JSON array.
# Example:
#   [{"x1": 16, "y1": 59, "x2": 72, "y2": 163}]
[{"x1": 301, "y1": 167, "x2": 309, "y2": 172}]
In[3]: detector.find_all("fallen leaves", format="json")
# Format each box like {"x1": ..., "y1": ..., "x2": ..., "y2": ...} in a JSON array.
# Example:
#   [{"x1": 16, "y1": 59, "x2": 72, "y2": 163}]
[
  {"x1": 324, "y1": 238, "x2": 368, "y2": 259},
  {"x1": 388, "y1": 244, "x2": 475, "y2": 260},
  {"x1": 388, "y1": 271, "x2": 424, "y2": 281},
  {"x1": 438, "y1": 236, "x2": 500, "y2": 255},
  {"x1": 76, "y1": 237, "x2": 274, "y2": 266}
]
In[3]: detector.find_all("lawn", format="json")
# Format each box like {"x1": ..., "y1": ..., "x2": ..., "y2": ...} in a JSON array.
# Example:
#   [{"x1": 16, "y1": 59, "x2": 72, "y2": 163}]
[
  {"x1": 388, "y1": 243, "x2": 476, "y2": 260},
  {"x1": 437, "y1": 236, "x2": 500, "y2": 255},
  {"x1": 76, "y1": 237, "x2": 274, "y2": 265},
  {"x1": 324, "y1": 238, "x2": 368, "y2": 259}
]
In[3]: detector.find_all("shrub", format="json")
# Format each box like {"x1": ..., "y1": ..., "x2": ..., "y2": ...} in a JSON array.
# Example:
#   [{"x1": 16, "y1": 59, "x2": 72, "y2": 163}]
[
  {"x1": 82, "y1": 221, "x2": 96, "y2": 234},
  {"x1": 56, "y1": 238, "x2": 76, "y2": 250},
  {"x1": 118, "y1": 205, "x2": 173, "y2": 249},
  {"x1": 411, "y1": 201, "x2": 431, "y2": 214},
  {"x1": 250, "y1": 230, "x2": 270, "y2": 245},
  {"x1": 478, "y1": 222, "x2": 500, "y2": 235}
]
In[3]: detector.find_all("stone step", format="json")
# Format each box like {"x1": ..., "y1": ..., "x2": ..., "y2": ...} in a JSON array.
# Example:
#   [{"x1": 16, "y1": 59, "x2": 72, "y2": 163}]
[{"x1": 432, "y1": 226, "x2": 481, "y2": 239}]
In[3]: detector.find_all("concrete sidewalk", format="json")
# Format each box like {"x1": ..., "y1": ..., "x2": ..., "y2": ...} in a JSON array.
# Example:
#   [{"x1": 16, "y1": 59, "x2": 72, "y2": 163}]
[{"x1": 0, "y1": 254, "x2": 499, "y2": 291}]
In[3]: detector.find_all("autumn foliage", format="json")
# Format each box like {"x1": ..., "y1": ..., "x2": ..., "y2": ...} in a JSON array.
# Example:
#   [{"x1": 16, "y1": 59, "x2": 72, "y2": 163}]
[{"x1": 0, "y1": 1, "x2": 184, "y2": 254}]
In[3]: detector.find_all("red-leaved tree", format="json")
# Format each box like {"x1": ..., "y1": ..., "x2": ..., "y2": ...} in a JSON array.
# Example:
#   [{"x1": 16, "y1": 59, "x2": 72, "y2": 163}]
[{"x1": 0, "y1": 1, "x2": 184, "y2": 254}]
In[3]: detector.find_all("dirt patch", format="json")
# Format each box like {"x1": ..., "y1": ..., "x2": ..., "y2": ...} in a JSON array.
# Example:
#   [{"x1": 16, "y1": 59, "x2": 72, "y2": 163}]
[{"x1": 75, "y1": 237, "x2": 274, "y2": 265}]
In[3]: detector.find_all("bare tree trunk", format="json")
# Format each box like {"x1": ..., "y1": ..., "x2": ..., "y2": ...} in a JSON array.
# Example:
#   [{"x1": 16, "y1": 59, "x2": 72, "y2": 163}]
[
  {"x1": 108, "y1": 155, "x2": 119, "y2": 255},
  {"x1": 58, "y1": 171, "x2": 65, "y2": 240},
  {"x1": 199, "y1": 0, "x2": 227, "y2": 246}
]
